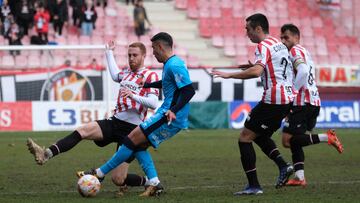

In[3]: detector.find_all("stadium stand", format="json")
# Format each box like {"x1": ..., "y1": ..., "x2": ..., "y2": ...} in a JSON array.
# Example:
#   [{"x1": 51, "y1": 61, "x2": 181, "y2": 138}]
[
  {"x1": 0, "y1": 0, "x2": 359, "y2": 69},
  {"x1": 175, "y1": 0, "x2": 360, "y2": 66},
  {"x1": 0, "y1": 0, "x2": 205, "y2": 69}
]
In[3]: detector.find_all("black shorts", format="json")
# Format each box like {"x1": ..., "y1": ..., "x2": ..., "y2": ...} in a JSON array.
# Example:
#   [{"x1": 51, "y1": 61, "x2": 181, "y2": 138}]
[
  {"x1": 95, "y1": 116, "x2": 138, "y2": 163},
  {"x1": 244, "y1": 102, "x2": 291, "y2": 137},
  {"x1": 95, "y1": 116, "x2": 137, "y2": 147},
  {"x1": 282, "y1": 103, "x2": 320, "y2": 135}
]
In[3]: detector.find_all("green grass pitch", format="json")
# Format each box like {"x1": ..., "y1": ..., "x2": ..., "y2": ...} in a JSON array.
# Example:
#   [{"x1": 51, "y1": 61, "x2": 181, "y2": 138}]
[{"x1": 0, "y1": 129, "x2": 359, "y2": 203}]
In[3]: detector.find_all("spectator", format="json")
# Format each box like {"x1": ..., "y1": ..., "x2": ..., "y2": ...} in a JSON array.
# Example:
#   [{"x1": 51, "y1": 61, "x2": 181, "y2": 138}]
[
  {"x1": 15, "y1": 0, "x2": 35, "y2": 35},
  {"x1": 75, "y1": 59, "x2": 82, "y2": 68},
  {"x1": 0, "y1": 0, "x2": 11, "y2": 35},
  {"x1": 133, "y1": 0, "x2": 151, "y2": 38},
  {"x1": 80, "y1": 0, "x2": 97, "y2": 36},
  {"x1": 96, "y1": 0, "x2": 107, "y2": 8},
  {"x1": 69, "y1": 0, "x2": 84, "y2": 27},
  {"x1": 34, "y1": 2, "x2": 50, "y2": 44},
  {"x1": 49, "y1": 0, "x2": 68, "y2": 36},
  {"x1": 86, "y1": 57, "x2": 103, "y2": 70},
  {"x1": 5, "y1": 21, "x2": 23, "y2": 56},
  {"x1": 63, "y1": 59, "x2": 71, "y2": 67}
]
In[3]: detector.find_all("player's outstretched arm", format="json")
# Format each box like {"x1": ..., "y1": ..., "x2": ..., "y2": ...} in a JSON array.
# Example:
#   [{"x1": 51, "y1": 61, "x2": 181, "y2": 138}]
[
  {"x1": 132, "y1": 94, "x2": 158, "y2": 110},
  {"x1": 211, "y1": 64, "x2": 263, "y2": 80},
  {"x1": 210, "y1": 70, "x2": 232, "y2": 78},
  {"x1": 105, "y1": 40, "x2": 122, "y2": 82},
  {"x1": 238, "y1": 60, "x2": 254, "y2": 70},
  {"x1": 170, "y1": 84, "x2": 195, "y2": 113},
  {"x1": 120, "y1": 89, "x2": 158, "y2": 109},
  {"x1": 165, "y1": 84, "x2": 195, "y2": 125},
  {"x1": 143, "y1": 80, "x2": 162, "y2": 89}
]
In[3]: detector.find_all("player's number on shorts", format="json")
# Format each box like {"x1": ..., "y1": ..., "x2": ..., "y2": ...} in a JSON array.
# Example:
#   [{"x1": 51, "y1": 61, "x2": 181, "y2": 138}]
[
  {"x1": 281, "y1": 57, "x2": 289, "y2": 79},
  {"x1": 308, "y1": 66, "x2": 314, "y2": 85}
]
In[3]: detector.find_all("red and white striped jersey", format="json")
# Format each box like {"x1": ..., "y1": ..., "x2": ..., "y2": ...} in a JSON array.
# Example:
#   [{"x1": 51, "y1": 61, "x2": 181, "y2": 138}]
[
  {"x1": 290, "y1": 44, "x2": 321, "y2": 106},
  {"x1": 114, "y1": 67, "x2": 159, "y2": 122},
  {"x1": 254, "y1": 36, "x2": 295, "y2": 105}
]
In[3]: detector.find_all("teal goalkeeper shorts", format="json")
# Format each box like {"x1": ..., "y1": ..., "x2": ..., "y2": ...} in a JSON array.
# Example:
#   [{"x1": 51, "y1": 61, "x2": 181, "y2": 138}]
[{"x1": 140, "y1": 111, "x2": 182, "y2": 148}]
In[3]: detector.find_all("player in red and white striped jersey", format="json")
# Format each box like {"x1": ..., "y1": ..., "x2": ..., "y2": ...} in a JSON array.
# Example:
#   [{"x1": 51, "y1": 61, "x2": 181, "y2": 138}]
[
  {"x1": 255, "y1": 35, "x2": 295, "y2": 104},
  {"x1": 212, "y1": 13, "x2": 294, "y2": 195},
  {"x1": 280, "y1": 24, "x2": 343, "y2": 187},
  {"x1": 112, "y1": 58, "x2": 159, "y2": 124},
  {"x1": 27, "y1": 41, "x2": 162, "y2": 196},
  {"x1": 289, "y1": 45, "x2": 321, "y2": 106}
]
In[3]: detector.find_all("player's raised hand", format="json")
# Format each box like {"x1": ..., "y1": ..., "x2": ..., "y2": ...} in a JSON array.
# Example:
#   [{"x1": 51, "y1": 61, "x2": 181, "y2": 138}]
[
  {"x1": 210, "y1": 70, "x2": 232, "y2": 79},
  {"x1": 165, "y1": 110, "x2": 176, "y2": 125},
  {"x1": 120, "y1": 88, "x2": 133, "y2": 98},
  {"x1": 105, "y1": 40, "x2": 116, "y2": 51}
]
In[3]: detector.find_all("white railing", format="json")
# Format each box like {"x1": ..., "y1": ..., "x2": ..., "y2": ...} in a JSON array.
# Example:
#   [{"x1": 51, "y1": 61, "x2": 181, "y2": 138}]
[{"x1": 0, "y1": 45, "x2": 105, "y2": 51}]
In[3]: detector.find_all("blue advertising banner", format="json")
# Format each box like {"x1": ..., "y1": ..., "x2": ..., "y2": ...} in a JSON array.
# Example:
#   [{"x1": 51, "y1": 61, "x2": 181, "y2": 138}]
[
  {"x1": 317, "y1": 101, "x2": 360, "y2": 128},
  {"x1": 229, "y1": 101, "x2": 257, "y2": 129},
  {"x1": 229, "y1": 100, "x2": 360, "y2": 129}
]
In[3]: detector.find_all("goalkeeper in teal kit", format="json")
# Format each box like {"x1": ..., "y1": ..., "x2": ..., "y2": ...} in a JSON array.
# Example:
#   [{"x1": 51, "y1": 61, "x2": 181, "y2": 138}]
[{"x1": 78, "y1": 32, "x2": 195, "y2": 197}]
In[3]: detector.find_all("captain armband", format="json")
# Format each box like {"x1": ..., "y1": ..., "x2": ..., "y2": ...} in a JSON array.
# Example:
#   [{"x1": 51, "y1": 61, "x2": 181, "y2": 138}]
[{"x1": 293, "y1": 58, "x2": 305, "y2": 69}]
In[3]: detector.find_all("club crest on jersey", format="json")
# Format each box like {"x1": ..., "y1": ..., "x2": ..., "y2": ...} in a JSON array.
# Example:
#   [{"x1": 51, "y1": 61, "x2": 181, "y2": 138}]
[{"x1": 40, "y1": 69, "x2": 95, "y2": 101}]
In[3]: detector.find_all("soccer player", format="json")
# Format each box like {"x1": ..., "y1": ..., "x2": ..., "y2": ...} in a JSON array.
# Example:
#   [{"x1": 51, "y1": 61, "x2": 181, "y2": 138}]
[
  {"x1": 78, "y1": 32, "x2": 195, "y2": 197},
  {"x1": 280, "y1": 24, "x2": 343, "y2": 187},
  {"x1": 211, "y1": 13, "x2": 295, "y2": 195},
  {"x1": 27, "y1": 40, "x2": 160, "y2": 196}
]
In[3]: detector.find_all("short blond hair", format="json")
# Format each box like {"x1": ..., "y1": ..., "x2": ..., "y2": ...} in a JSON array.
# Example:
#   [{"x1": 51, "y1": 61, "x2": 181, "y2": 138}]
[{"x1": 129, "y1": 42, "x2": 146, "y2": 55}]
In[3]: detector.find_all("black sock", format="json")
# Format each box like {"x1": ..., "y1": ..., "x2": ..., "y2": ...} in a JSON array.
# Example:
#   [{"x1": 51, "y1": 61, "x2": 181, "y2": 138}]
[
  {"x1": 290, "y1": 145, "x2": 305, "y2": 171},
  {"x1": 290, "y1": 134, "x2": 320, "y2": 147},
  {"x1": 49, "y1": 131, "x2": 82, "y2": 156},
  {"x1": 238, "y1": 141, "x2": 260, "y2": 188},
  {"x1": 254, "y1": 136, "x2": 287, "y2": 169},
  {"x1": 124, "y1": 174, "x2": 147, "y2": 186}
]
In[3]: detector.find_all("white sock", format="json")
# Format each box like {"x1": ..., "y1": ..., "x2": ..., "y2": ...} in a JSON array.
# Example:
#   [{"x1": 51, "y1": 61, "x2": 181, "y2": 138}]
[
  {"x1": 295, "y1": 170, "x2": 305, "y2": 181},
  {"x1": 45, "y1": 148, "x2": 53, "y2": 159},
  {"x1": 96, "y1": 168, "x2": 105, "y2": 178},
  {"x1": 149, "y1": 177, "x2": 160, "y2": 186},
  {"x1": 144, "y1": 176, "x2": 150, "y2": 186},
  {"x1": 318, "y1": 133, "x2": 328, "y2": 142}
]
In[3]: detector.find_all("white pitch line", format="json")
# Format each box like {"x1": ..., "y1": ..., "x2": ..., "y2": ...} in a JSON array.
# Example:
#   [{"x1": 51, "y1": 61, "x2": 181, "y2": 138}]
[
  {"x1": 1, "y1": 180, "x2": 360, "y2": 195},
  {"x1": 171, "y1": 180, "x2": 360, "y2": 190}
]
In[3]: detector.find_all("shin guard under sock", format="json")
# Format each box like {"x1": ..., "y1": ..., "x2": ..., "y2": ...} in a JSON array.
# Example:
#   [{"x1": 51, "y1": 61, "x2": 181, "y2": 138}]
[
  {"x1": 49, "y1": 131, "x2": 82, "y2": 157},
  {"x1": 238, "y1": 141, "x2": 260, "y2": 187},
  {"x1": 254, "y1": 136, "x2": 287, "y2": 169}
]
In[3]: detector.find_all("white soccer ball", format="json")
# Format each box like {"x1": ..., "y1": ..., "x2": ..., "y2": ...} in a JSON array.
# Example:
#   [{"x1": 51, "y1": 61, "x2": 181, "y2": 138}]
[{"x1": 77, "y1": 175, "x2": 101, "y2": 197}]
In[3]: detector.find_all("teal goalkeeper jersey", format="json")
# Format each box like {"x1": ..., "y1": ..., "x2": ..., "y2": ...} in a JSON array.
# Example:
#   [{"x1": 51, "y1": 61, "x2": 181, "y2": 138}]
[{"x1": 157, "y1": 55, "x2": 192, "y2": 129}]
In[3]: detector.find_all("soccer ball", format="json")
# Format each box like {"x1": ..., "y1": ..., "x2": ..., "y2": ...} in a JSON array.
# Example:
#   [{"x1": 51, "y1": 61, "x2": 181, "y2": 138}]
[{"x1": 77, "y1": 175, "x2": 101, "y2": 197}]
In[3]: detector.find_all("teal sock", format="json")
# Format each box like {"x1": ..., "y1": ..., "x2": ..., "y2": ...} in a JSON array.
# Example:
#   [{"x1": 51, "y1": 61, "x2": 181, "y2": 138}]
[
  {"x1": 134, "y1": 150, "x2": 158, "y2": 179},
  {"x1": 100, "y1": 145, "x2": 133, "y2": 174}
]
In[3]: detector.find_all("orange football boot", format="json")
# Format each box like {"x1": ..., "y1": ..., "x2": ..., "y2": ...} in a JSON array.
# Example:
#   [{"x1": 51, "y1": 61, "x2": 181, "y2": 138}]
[{"x1": 327, "y1": 129, "x2": 344, "y2": 153}]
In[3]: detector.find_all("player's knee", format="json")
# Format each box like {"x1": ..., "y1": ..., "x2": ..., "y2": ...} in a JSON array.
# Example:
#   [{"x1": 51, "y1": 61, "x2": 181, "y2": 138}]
[
  {"x1": 282, "y1": 139, "x2": 291, "y2": 148},
  {"x1": 111, "y1": 173, "x2": 126, "y2": 186},
  {"x1": 75, "y1": 125, "x2": 90, "y2": 139},
  {"x1": 282, "y1": 134, "x2": 291, "y2": 148},
  {"x1": 76, "y1": 122, "x2": 99, "y2": 140},
  {"x1": 127, "y1": 127, "x2": 146, "y2": 147},
  {"x1": 239, "y1": 129, "x2": 253, "y2": 143},
  {"x1": 123, "y1": 136, "x2": 136, "y2": 150}
]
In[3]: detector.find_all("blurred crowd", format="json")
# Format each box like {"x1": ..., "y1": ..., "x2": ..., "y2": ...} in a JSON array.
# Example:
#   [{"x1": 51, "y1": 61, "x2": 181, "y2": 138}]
[{"x1": 0, "y1": 0, "x2": 101, "y2": 55}]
